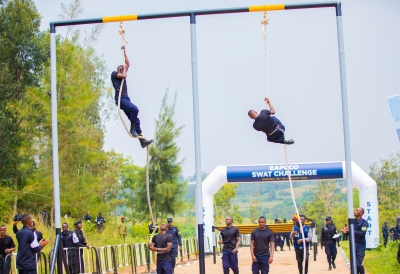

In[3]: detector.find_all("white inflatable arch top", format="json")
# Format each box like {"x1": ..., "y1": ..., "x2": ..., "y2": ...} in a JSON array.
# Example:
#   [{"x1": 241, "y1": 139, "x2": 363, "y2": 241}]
[{"x1": 202, "y1": 161, "x2": 379, "y2": 251}]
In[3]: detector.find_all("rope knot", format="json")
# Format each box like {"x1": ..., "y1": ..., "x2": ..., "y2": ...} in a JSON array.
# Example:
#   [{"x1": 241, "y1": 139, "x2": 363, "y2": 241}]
[
  {"x1": 119, "y1": 22, "x2": 129, "y2": 44},
  {"x1": 261, "y1": 11, "x2": 269, "y2": 37}
]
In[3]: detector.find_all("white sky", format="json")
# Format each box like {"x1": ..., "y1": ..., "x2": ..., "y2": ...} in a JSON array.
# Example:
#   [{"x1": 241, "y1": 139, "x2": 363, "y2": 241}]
[{"x1": 34, "y1": 0, "x2": 400, "y2": 176}]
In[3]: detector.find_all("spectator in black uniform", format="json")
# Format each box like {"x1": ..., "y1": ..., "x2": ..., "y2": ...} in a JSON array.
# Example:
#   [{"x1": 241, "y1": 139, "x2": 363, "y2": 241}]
[
  {"x1": 149, "y1": 223, "x2": 173, "y2": 274},
  {"x1": 321, "y1": 216, "x2": 338, "y2": 270},
  {"x1": 83, "y1": 212, "x2": 91, "y2": 223},
  {"x1": 165, "y1": 218, "x2": 182, "y2": 273},
  {"x1": 343, "y1": 208, "x2": 368, "y2": 274},
  {"x1": 282, "y1": 218, "x2": 292, "y2": 251},
  {"x1": 248, "y1": 98, "x2": 294, "y2": 145},
  {"x1": 382, "y1": 222, "x2": 389, "y2": 247},
  {"x1": 71, "y1": 220, "x2": 90, "y2": 274},
  {"x1": 390, "y1": 223, "x2": 400, "y2": 242},
  {"x1": 16, "y1": 214, "x2": 49, "y2": 274},
  {"x1": 61, "y1": 223, "x2": 74, "y2": 273},
  {"x1": 250, "y1": 216, "x2": 275, "y2": 274},
  {"x1": 0, "y1": 225, "x2": 16, "y2": 274},
  {"x1": 273, "y1": 219, "x2": 283, "y2": 252},
  {"x1": 218, "y1": 217, "x2": 240, "y2": 274}
]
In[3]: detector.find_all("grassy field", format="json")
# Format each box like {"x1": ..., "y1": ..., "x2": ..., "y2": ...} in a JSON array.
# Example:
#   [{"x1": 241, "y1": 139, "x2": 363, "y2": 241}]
[{"x1": 341, "y1": 241, "x2": 400, "y2": 274}]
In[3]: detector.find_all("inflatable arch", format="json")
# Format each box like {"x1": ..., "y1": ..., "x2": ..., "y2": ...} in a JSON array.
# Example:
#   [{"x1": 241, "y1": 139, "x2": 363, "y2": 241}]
[{"x1": 202, "y1": 161, "x2": 379, "y2": 251}]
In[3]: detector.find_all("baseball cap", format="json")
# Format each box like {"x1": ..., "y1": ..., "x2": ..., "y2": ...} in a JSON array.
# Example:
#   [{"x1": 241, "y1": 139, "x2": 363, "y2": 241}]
[
  {"x1": 167, "y1": 218, "x2": 173, "y2": 222},
  {"x1": 325, "y1": 216, "x2": 332, "y2": 220}
]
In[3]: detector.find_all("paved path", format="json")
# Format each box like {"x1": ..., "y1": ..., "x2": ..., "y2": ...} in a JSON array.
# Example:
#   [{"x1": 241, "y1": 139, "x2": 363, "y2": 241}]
[{"x1": 173, "y1": 246, "x2": 350, "y2": 274}]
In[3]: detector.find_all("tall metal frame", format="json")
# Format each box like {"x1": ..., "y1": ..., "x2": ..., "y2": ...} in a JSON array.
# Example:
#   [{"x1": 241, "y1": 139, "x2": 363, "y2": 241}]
[{"x1": 50, "y1": 2, "x2": 357, "y2": 273}]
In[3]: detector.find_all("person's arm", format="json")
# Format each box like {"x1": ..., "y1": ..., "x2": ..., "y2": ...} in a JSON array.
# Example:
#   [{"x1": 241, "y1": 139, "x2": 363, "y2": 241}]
[
  {"x1": 250, "y1": 240, "x2": 257, "y2": 262},
  {"x1": 320, "y1": 227, "x2": 324, "y2": 249},
  {"x1": 122, "y1": 45, "x2": 130, "y2": 70},
  {"x1": 233, "y1": 236, "x2": 240, "y2": 253},
  {"x1": 177, "y1": 228, "x2": 182, "y2": 250},
  {"x1": 13, "y1": 222, "x2": 19, "y2": 234},
  {"x1": 290, "y1": 227, "x2": 297, "y2": 239},
  {"x1": 264, "y1": 98, "x2": 275, "y2": 115},
  {"x1": 5, "y1": 238, "x2": 16, "y2": 254},
  {"x1": 269, "y1": 241, "x2": 274, "y2": 264}
]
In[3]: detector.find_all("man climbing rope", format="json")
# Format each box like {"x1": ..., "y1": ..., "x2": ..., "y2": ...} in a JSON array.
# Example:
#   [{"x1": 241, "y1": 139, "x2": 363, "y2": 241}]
[
  {"x1": 111, "y1": 45, "x2": 153, "y2": 148},
  {"x1": 248, "y1": 98, "x2": 294, "y2": 145}
]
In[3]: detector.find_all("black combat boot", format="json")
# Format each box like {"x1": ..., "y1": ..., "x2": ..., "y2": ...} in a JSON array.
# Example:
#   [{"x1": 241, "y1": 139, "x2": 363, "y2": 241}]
[
  {"x1": 332, "y1": 261, "x2": 336, "y2": 269},
  {"x1": 283, "y1": 139, "x2": 294, "y2": 145},
  {"x1": 328, "y1": 263, "x2": 332, "y2": 270},
  {"x1": 130, "y1": 123, "x2": 139, "y2": 137},
  {"x1": 139, "y1": 138, "x2": 153, "y2": 148}
]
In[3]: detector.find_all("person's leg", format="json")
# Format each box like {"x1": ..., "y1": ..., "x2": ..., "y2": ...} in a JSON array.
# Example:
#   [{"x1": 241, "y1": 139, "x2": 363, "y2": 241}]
[
  {"x1": 355, "y1": 244, "x2": 366, "y2": 274},
  {"x1": 6, "y1": 257, "x2": 12, "y2": 274},
  {"x1": 161, "y1": 260, "x2": 172, "y2": 274},
  {"x1": 156, "y1": 261, "x2": 163, "y2": 274},
  {"x1": 397, "y1": 244, "x2": 400, "y2": 264},
  {"x1": 230, "y1": 251, "x2": 239, "y2": 274},
  {"x1": 258, "y1": 255, "x2": 270, "y2": 274},
  {"x1": 325, "y1": 245, "x2": 332, "y2": 269},
  {"x1": 251, "y1": 259, "x2": 261, "y2": 274},
  {"x1": 305, "y1": 248, "x2": 310, "y2": 274},
  {"x1": 295, "y1": 249, "x2": 303, "y2": 274},
  {"x1": 383, "y1": 236, "x2": 388, "y2": 247},
  {"x1": 170, "y1": 247, "x2": 177, "y2": 272},
  {"x1": 331, "y1": 244, "x2": 337, "y2": 268},
  {"x1": 222, "y1": 250, "x2": 230, "y2": 274},
  {"x1": 119, "y1": 97, "x2": 141, "y2": 135}
]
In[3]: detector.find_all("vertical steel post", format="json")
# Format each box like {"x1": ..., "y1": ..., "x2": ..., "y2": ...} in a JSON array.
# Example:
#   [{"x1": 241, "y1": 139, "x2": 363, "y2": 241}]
[
  {"x1": 189, "y1": 12, "x2": 205, "y2": 274},
  {"x1": 50, "y1": 28, "x2": 63, "y2": 274},
  {"x1": 335, "y1": 3, "x2": 357, "y2": 274}
]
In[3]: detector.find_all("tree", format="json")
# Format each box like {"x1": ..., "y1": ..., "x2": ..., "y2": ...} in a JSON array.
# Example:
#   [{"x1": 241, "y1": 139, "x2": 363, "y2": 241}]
[
  {"x1": 133, "y1": 89, "x2": 186, "y2": 222},
  {"x1": 369, "y1": 153, "x2": 400, "y2": 222},
  {"x1": 300, "y1": 180, "x2": 343, "y2": 229},
  {"x1": 249, "y1": 190, "x2": 261, "y2": 224},
  {"x1": 0, "y1": 0, "x2": 48, "y2": 213},
  {"x1": 214, "y1": 183, "x2": 243, "y2": 225}
]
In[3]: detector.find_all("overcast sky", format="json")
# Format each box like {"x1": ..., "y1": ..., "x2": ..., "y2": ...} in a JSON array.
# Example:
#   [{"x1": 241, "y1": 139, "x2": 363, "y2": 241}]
[{"x1": 34, "y1": 0, "x2": 400, "y2": 177}]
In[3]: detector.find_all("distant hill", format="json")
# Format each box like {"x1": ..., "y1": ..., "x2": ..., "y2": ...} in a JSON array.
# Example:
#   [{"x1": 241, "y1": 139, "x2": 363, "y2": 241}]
[{"x1": 184, "y1": 180, "x2": 346, "y2": 223}]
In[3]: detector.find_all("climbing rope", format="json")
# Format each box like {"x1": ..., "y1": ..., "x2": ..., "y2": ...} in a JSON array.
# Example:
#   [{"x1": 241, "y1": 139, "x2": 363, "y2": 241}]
[
  {"x1": 146, "y1": 145, "x2": 158, "y2": 241},
  {"x1": 284, "y1": 145, "x2": 307, "y2": 274},
  {"x1": 117, "y1": 22, "x2": 144, "y2": 140},
  {"x1": 261, "y1": 11, "x2": 269, "y2": 100},
  {"x1": 117, "y1": 23, "x2": 156, "y2": 241},
  {"x1": 261, "y1": 13, "x2": 306, "y2": 274}
]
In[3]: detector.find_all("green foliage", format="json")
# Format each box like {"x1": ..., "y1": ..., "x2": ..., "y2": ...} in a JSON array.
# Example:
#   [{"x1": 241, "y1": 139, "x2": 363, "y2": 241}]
[
  {"x1": 300, "y1": 180, "x2": 346, "y2": 229},
  {"x1": 249, "y1": 190, "x2": 261, "y2": 224},
  {"x1": 341, "y1": 242, "x2": 400, "y2": 274},
  {"x1": 214, "y1": 183, "x2": 243, "y2": 225},
  {"x1": 0, "y1": 0, "x2": 48, "y2": 214},
  {"x1": 370, "y1": 153, "x2": 400, "y2": 223},
  {"x1": 131, "y1": 89, "x2": 186, "y2": 222}
]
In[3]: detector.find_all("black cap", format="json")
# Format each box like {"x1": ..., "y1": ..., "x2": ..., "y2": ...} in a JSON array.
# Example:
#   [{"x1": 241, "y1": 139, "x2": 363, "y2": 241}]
[
  {"x1": 167, "y1": 218, "x2": 173, "y2": 222},
  {"x1": 74, "y1": 219, "x2": 82, "y2": 225},
  {"x1": 325, "y1": 216, "x2": 332, "y2": 220}
]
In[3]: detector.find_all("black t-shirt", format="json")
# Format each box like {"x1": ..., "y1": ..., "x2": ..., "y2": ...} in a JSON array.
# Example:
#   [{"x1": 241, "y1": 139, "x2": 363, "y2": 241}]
[
  {"x1": 111, "y1": 71, "x2": 128, "y2": 100},
  {"x1": 0, "y1": 235, "x2": 15, "y2": 257},
  {"x1": 253, "y1": 110, "x2": 277, "y2": 135},
  {"x1": 152, "y1": 233, "x2": 172, "y2": 261},
  {"x1": 220, "y1": 226, "x2": 240, "y2": 250},
  {"x1": 251, "y1": 227, "x2": 275, "y2": 256}
]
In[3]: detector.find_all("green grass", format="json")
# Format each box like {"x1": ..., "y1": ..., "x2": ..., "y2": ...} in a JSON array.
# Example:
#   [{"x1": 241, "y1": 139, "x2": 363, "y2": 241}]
[{"x1": 341, "y1": 241, "x2": 400, "y2": 274}]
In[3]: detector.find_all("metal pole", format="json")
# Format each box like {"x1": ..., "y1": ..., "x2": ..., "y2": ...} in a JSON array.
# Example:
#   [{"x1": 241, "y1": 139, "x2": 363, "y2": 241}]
[
  {"x1": 212, "y1": 226, "x2": 216, "y2": 264},
  {"x1": 189, "y1": 13, "x2": 205, "y2": 274},
  {"x1": 335, "y1": 4, "x2": 357, "y2": 274},
  {"x1": 50, "y1": 30, "x2": 63, "y2": 274}
]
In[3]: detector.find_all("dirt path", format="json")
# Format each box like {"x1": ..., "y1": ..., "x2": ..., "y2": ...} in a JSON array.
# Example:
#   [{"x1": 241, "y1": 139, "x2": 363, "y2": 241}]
[{"x1": 172, "y1": 246, "x2": 350, "y2": 274}]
